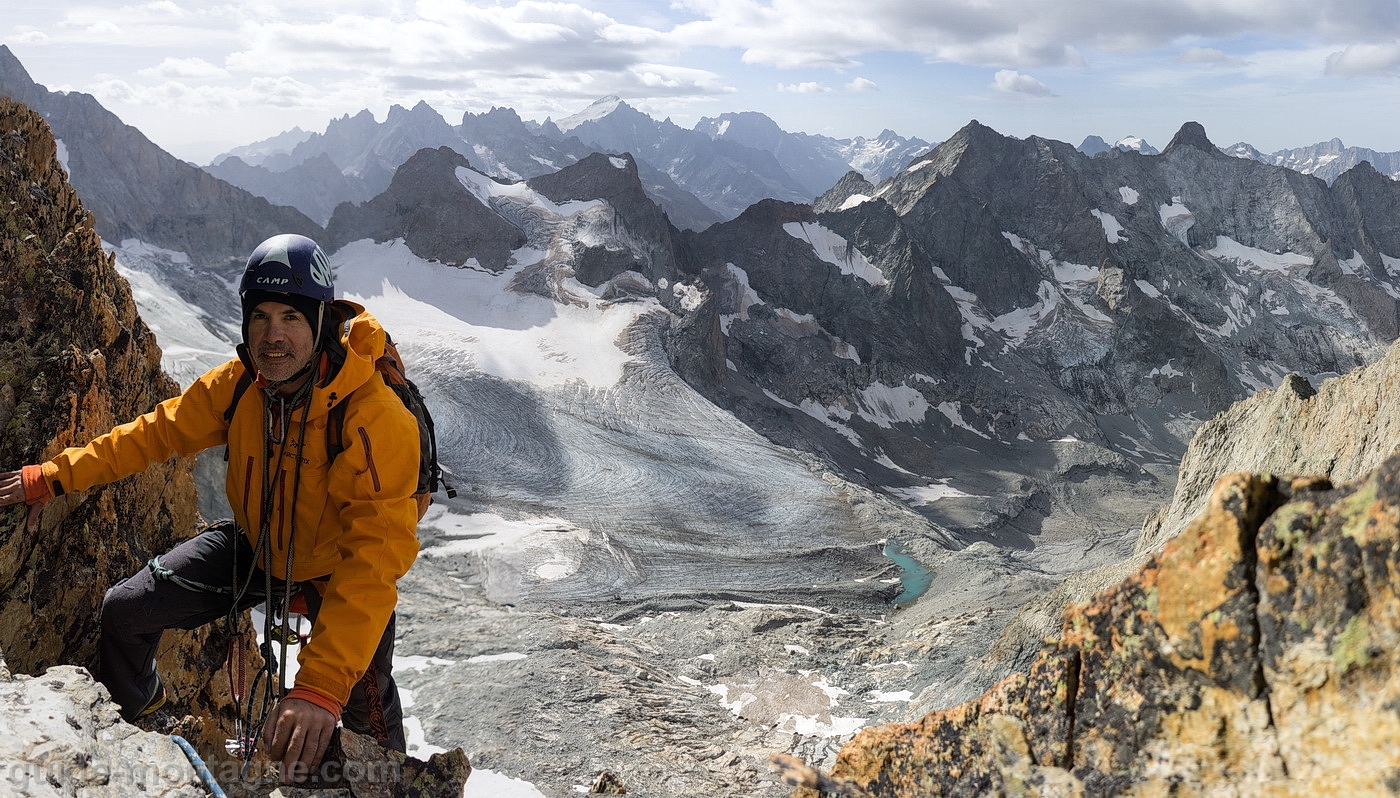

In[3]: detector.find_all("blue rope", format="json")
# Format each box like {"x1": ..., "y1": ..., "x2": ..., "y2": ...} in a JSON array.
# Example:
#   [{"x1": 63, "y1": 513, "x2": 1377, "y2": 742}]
[{"x1": 170, "y1": 735, "x2": 228, "y2": 798}]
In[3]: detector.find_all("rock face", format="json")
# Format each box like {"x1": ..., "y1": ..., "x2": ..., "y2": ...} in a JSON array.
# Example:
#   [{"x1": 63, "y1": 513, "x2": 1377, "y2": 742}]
[
  {"x1": 0, "y1": 45, "x2": 320, "y2": 267},
  {"x1": 0, "y1": 95, "x2": 472, "y2": 798},
  {"x1": 0, "y1": 96, "x2": 246, "y2": 762},
  {"x1": 1140, "y1": 340, "x2": 1400, "y2": 553},
  {"x1": 324, "y1": 145, "x2": 526, "y2": 269},
  {"x1": 0, "y1": 664, "x2": 205, "y2": 797},
  {"x1": 784, "y1": 457, "x2": 1400, "y2": 796}
]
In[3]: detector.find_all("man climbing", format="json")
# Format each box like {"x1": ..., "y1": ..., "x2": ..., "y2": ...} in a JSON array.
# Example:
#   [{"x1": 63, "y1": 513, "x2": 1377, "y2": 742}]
[{"x1": 0, "y1": 234, "x2": 421, "y2": 784}]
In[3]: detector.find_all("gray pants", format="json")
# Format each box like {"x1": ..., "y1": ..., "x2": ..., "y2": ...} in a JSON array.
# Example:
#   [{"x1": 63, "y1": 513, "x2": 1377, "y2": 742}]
[{"x1": 97, "y1": 520, "x2": 405, "y2": 751}]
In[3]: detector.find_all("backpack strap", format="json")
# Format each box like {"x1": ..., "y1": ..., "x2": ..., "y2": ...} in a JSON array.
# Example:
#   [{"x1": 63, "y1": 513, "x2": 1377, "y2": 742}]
[{"x1": 223, "y1": 371, "x2": 254, "y2": 425}]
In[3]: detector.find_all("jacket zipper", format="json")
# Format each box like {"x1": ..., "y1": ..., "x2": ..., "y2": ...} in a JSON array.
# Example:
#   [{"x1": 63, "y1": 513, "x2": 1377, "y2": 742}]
[{"x1": 358, "y1": 427, "x2": 382, "y2": 492}]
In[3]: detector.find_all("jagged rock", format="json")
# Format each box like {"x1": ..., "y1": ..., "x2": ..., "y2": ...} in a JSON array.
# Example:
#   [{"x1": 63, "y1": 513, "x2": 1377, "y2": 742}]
[
  {"x1": 526, "y1": 151, "x2": 684, "y2": 287},
  {"x1": 324, "y1": 146, "x2": 526, "y2": 270},
  {"x1": 789, "y1": 458, "x2": 1400, "y2": 796},
  {"x1": 0, "y1": 663, "x2": 206, "y2": 797},
  {"x1": 812, "y1": 170, "x2": 876, "y2": 214},
  {"x1": 1139, "y1": 340, "x2": 1400, "y2": 554},
  {"x1": 0, "y1": 96, "x2": 244, "y2": 763},
  {"x1": 0, "y1": 45, "x2": 320, "y2": 267}
]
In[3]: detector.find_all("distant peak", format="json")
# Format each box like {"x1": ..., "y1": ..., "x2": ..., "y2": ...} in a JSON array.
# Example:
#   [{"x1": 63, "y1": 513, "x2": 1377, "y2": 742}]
[
  {"x1": 555, "y1": 95, "x2": 632, "y2": 132},
  {"x1": 1164, "y1": 122, "x2": 1217, "y2": 154}
]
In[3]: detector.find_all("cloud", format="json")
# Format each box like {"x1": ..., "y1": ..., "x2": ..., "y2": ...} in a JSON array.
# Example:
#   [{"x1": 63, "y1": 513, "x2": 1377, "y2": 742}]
[
  {"x1": 1325, "y1": 42, "x2": 1400, "y2": 75},
  {"x1": 846, "y1": 77, "x2": 878, "y2": 91},
  {"x1": 669, "y1": 0, "x2": 1400, "y2": 70},
  {"x1": 1177, "y1": 47, "x2": 1249, "y2": 67},
  {"x1": 992, "y1": 69, "x2": 1052, "y2": 97},
  {"x1": 138, "y1": 57, "x2": 229, "y2": 80},
  {"x1": 779, "y1": 81, "x2": 835, "y2": 93}
]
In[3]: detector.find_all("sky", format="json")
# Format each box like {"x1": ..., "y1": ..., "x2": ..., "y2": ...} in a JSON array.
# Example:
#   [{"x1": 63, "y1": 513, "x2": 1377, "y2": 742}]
[{"x1": 6, "y1": 0, "x2": 1400, "y2": 164}]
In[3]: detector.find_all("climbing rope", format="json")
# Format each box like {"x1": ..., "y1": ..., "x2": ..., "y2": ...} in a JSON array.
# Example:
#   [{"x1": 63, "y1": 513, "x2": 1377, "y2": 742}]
[{"x1": 170, "y1": 735, "x2": 229, "y2": 798}]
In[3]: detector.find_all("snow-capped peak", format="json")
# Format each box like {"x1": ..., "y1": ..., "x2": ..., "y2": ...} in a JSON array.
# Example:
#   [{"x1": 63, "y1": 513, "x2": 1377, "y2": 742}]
[{"x1": 555, "y1": 96, "x2": 626, "y2": 132}]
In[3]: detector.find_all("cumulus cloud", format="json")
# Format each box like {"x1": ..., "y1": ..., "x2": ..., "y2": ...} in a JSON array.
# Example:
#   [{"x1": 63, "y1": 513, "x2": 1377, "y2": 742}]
[
  {"x1": 138, "y1": 57, "x2": 229, "y2": 80},
  {"x1": 846, "y1": 77, "x2": 878, "y2": 91},
  {"x1": 779, "y1": 81, "x2": 834, "y2": 93},
  {"x1": 1325, "y1": 42, "x2": 1400, "y2": 75},
  {"x1": 670, "y1": 0, "x2": 1400, "y2": 70},
  {"x1": 992, "y1": 69, "x2": 1052, "y2": 97}
]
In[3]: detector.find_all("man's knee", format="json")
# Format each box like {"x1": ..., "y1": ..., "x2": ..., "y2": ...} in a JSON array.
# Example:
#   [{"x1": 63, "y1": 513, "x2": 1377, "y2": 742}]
[{"x1": 100, "y1": 572, "x2": 152, "y2": 633}]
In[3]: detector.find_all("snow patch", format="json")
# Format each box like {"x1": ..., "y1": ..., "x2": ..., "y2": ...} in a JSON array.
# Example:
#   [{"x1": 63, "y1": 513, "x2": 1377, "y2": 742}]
[
  {"x1": 1206, "y1": 236, "x2": 1313, "y2": 273},
  {"x1": 1149, "y1": 360, "x2": 1184, "y2": 379},
  {"x1": 839, "y1": 194, "x2": 872, "y2": 210},
  {"x1": 782, "y1": 222, "x2": 887, "y2": 286},
  {"x1": 719, "y1": 263, "x2": 763, "y2": 335},
  {"x1": 888, "y1": 480, "x2": 985, "y2": 505},
  {"x1": 1383, "y1": 253, "x2": 1400, "y2": 276},
  {"x1": 1134, "y1": 279, "x2": 1162, "y2": 298},
  {"x1": 869, "y1": 690, "x2": 914, "y2": 702},
  {"x1": 672, "y1": 281, "x2": 705, "y2": 312},
  {"x1": 417, "y1": 506, "x2": 592, "y2": 585},
  {"x1": 467, "y1": 652, "x2": 530, "y2": 664},
  {"x1": 1159, "y1": 200, "x2": 1195, "y2": 246},
  {"x1": 935, "y1": 401, "x2": 991, "y2": 439},
  {"x1": 858, "y1": 383, "x2": 929, "y2": 428},
  {"x1": 456, "y1": 166, "x2": 603, "y2": 218},
  {"x1": 1090, "y1": 209, "x2": 1125, "y2": 243},
  {"x1": 1338, "y1": 250, "x2": 1365, "y2": 276},
  {"x1": 1053, "y1": 261, "x2": 1100, "y2": 283},
  {"x1": 608, "y1": 156, "x2": 628, "y2": 169},
  {"x1": 1118, "y1": 186, "x2": 1140, "y2": 205}
]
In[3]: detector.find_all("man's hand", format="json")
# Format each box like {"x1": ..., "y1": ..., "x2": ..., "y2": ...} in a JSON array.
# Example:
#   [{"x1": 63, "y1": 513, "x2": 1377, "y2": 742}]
[
  {"x1": 264, "y1": 697, "x2": 337, "y2": 784},
  {"x1": 0, "y1": 470, "x2": 26, "y2": 506},
  {"x1": 0, "y1": 469, "x2": 42, "y2": 534}
]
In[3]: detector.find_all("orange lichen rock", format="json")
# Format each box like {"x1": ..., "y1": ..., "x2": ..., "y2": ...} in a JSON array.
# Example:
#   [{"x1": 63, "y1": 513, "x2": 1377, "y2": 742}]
[{"x1": 792, "y1": 461, "x2": 1400, "y2": 796}]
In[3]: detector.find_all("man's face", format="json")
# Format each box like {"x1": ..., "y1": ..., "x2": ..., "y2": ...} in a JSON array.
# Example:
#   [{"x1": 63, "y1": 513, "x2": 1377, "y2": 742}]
[{"x1": 247, "y1": 300, "x2": 316, "y2": 384}]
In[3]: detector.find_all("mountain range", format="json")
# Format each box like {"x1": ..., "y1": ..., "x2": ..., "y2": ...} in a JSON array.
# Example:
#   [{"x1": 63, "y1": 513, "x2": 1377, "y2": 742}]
[
  {"x1": 204, "y1": 94, "x2": 933, "y2": 231},
  {"x1": 6, "y1": 39, "x2": 1400, "y2": 796}
]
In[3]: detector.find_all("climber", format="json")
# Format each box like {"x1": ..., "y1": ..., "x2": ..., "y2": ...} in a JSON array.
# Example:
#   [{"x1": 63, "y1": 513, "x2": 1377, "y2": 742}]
[{"x1": 0, "y1": 233, "x2": 420, "y2": 784}]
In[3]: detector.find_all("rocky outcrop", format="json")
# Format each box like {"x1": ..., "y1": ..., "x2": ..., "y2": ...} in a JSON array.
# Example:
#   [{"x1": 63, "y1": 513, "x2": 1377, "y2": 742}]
[
  {"x1": 0, "y1": 45, "x2": 320, "y2": 267},
  {"x1": 0, "y1": 97, "x2": 470, "y2": 798},
  {"x1": 527, "y1": 151, "x2": 684, "y2": 286},
  {"x1": 1139, "y1": 340, "x2": 1400, "y2": 553},
  {"x1": 782, "y1": 456, "x2": 1400, "y2": 796},
  {"x1": 0, "y1": 95, "x2": 240, "y2": 761},
  {"x1": 0, "y1": 664, "x2": 205, "y2": 796}
]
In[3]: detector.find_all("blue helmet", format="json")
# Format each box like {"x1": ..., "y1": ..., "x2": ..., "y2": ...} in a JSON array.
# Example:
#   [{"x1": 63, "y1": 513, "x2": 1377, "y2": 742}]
[
  {"x1": 239, "y1": 233, "x2": 334, "y2": 302},
  {"x1": 239, "y1": 234, "x2": 337, "y2": 349}
]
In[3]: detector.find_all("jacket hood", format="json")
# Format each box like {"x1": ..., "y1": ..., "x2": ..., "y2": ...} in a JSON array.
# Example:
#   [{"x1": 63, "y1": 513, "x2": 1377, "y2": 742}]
[{"x1": 315, "y1": 299, "x2": 382, "y2": 416}]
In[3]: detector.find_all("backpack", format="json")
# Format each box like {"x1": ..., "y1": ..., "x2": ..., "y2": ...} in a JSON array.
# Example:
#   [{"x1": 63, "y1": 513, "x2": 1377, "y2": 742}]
[{"x1": 224, "y1": 332, "x2": 455, "y2": 519}]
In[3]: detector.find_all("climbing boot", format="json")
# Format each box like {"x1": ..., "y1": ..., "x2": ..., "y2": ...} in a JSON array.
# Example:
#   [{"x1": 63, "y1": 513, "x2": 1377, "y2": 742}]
[{"x1": 136, "y1": 677, "x2": 167, "y2": 719}]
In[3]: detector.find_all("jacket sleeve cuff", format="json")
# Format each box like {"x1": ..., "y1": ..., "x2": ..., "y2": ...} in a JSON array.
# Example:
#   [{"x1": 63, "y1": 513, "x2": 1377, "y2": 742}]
[
  {"x1": 22, "y1": 465, "x2": 51, "y2": 506},
  {"x1": 286, "y1": 685, "x2": 342, "y2": 721}
]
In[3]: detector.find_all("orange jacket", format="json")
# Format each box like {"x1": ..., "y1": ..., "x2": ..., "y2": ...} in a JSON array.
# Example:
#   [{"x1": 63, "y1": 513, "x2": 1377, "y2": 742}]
[{"x1": 38, "y1": 303, "x2": 421, "y2": 709}]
